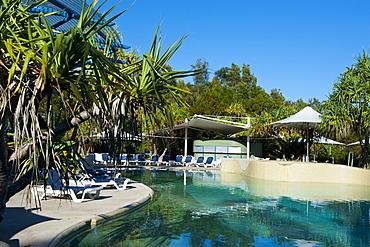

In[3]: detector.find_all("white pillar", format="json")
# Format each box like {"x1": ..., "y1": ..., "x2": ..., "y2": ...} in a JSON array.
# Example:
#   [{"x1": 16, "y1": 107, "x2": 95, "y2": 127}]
[
  {"x1": 247, "y1": 136, "x2": 250, "y2": 159},
  {"x1": 246, "y1": 117, "x2": 250, "y2": 159},
  {"x1": 306, "y1": 129, "x2": 310, "y2": 162},
  {"x1": 184, "y1": 118, "x2": 188, "y2": 157}
]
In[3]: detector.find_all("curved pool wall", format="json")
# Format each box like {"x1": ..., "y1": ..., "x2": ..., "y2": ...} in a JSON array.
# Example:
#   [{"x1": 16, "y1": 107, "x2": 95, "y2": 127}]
[
  {"x1": 220, "y1": 158, "x2": 370, "y2": 187},
  {"x1": 220, "y1": 170, "x2": 370, "y2": 201},
  {"x1": 51, "y1": 182, "x2": 154, "y2": 247}
]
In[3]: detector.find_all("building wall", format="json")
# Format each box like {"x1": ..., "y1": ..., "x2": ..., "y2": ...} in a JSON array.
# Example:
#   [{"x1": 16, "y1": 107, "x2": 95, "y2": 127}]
[{"x1": 193, "y1": 139, "x2": 262, "y2": 160}]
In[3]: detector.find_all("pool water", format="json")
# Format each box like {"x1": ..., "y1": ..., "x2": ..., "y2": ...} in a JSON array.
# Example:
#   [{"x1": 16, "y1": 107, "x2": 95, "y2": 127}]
[{"x1": 62, "y1": 169, "x2": 370, "y2": 246}]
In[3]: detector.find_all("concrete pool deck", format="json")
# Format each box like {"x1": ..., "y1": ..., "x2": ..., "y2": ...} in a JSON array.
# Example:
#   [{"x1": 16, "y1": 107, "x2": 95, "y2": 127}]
[{"x1": 0, "y1": 179, "x2": 154, "y2": 247}]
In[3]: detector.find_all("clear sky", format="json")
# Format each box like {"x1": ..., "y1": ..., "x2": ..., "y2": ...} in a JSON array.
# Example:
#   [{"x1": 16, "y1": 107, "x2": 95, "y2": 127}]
[{"x1": 99, "y1": 0, "x2": 370, "y2": 102}]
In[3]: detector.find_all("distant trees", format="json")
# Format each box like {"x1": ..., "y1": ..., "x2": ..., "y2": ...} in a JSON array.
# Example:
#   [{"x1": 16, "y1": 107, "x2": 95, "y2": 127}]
[
  {"x1": 171, "y1": 59, "x2": 335, "y2": 161},
  {"x1": 143, "y1": 53, "x2": 367, "y2": 165},
  {"x1": 191, "y1": 59, "x2": 210, "y2": 87},
  {"x1": 190, "y1": 83, "x2": 233, "y2": 115},
  {"x1": 186, "y1": 61, "x2": 296, "y2": 118}
]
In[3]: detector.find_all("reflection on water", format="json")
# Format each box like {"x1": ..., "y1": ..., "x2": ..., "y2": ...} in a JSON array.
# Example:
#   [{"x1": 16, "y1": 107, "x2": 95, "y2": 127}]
[{"x1": 63, "y1": 169, "x2": 370, "y2": 247}]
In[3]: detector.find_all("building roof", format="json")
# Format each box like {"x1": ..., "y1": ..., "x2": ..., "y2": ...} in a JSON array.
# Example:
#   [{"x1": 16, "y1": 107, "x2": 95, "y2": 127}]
[
  {"x1": 172, "y1": 115, "x2": 250, "y2": 136},
  {"x1": 23, "y1": 0, "x2": 130, "y2": 52}
]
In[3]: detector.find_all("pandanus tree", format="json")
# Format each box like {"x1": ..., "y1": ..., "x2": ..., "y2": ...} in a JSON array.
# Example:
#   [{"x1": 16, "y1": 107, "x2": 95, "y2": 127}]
[
  {"x1": 320, "y1": 52, "x2": 370, "y2": 168},
  {"x1": 0, "y1": 0, "x2": 194, "y2": 222},
  {"x1": 0, "y1": 0, "x2": 126, "y2": 222},
  {"x1": 99, "y1": 29, "x2": 194, "y2": 157}
]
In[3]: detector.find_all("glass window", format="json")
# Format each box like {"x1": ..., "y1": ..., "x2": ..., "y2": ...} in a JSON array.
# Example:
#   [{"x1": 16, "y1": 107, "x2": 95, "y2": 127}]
[
  {"x1": 229, "y1": 146, "x2": 242, "y2": 153},
  {"x1": 194, "y1": 146, "x2": 203, "y2": 152},
  {"x1": 216, "y1": 146, "x2": 228, "y2": 153},
  {"x1": 204, "y1": 146, "x2": 215, "y2": 153}
]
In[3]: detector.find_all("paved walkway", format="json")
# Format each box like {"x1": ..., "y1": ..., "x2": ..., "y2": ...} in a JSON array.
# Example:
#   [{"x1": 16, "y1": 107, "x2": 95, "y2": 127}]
[{"x1": 0, "y1": 180, "x2": 154, "y2": 247}]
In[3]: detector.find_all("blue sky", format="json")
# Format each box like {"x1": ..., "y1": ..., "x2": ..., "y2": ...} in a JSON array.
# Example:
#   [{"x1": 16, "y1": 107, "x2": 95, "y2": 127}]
[{"x1": 99, "y1": 0, "x2": 370, "y2": 102}]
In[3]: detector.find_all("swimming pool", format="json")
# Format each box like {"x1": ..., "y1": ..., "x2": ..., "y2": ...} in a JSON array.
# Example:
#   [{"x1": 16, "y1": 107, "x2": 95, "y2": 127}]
[{"x1": 62, "y1": 169, "x2": 370, "y2": 246}]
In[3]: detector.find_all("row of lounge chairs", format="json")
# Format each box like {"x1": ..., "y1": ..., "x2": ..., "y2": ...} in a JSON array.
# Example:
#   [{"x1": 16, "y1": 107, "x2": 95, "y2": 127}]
[
  {"x1": 33, "y1": 160, "x2": 131, "y2": 203},
  {"x1": 34, "y1": 169, "x2": 104, "y2": 203},
  {"x1": 33, "y1": 153, "x2": 218, "y2": 203},
  {"x1": 87, "y1": 153, "x2": 147, "y2": 165},
  {"x1": 167, "y1": 155, "x2": 216, "y2": 167},
  {"x1": 88, "y1": 153, "x2": 218, "y2": 168}
]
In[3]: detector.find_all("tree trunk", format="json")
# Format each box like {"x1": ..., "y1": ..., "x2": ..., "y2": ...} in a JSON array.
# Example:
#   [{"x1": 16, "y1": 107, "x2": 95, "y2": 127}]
[
  {"x1": 363, "y1": 130, "x2": 370, "y2": 168},
  {"x1": 8, "y1": 110, "x2": 91, "y2": 162},
  {"x1": 0, "y1": 110, "x2": 91, "y2": 223},
  {"x1": 358, "y1": 130, "x2": 370, "y2": 168},
  {"x1": 0, "y1": 117, "x2": 9, "y2": 223}
]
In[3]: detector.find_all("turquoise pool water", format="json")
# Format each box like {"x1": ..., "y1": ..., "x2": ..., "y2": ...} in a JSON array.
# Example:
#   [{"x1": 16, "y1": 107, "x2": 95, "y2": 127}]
[{"x1": 62, "y1": 169, "x2": 370, "y2": 246}]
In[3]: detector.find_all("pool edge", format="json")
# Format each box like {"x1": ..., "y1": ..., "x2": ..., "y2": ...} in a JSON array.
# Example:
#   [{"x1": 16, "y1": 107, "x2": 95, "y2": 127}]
[
  {"x1": 220, "y1": 158, "x2": 370, "y2": 187},
  {"x1": 49, "y1": 184, "x2": 154, "y2": 247}
]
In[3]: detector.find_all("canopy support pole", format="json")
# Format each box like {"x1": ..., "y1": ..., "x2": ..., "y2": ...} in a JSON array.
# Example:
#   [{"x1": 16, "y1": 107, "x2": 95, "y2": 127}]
[
  {"x1": 247, "y1": 117, "x2": 250, "y2": 159},
  {"x1": 306, "y1": 129, "x2": 310, "y2": 162},
  {"x1": 184, "y1": 118, "x2": 188, "y2": 157}
]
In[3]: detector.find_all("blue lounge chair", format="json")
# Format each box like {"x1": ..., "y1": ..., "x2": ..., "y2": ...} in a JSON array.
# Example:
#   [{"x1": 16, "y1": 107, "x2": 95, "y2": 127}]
[
  {"x1": 80, "y1": 158, "x2": 115, "y2": 177},
  {"x1": 188, "y1": 156, "x2": 205, "y2": 167},
  {"x1": 179, "y1": 156, "x2": 193, "y2": 166},
  {"x1": 113, "y1": 154, "x2": 124, "y2": 163},
  {"x1": 36, "y1": 169, "x2": 103, "y2": 203},
  {"x1": 102, "y1": 153, "x2": 111, "y2": 163},
  {"x1": 76, "y1": 160, "x2": 130, "y2": 190},
  {"x1": 94, "y1": 153, "x2": 111, "y2": 164},
  {"x1": 145, "y1": 155, "x2": 159, "y2": 165},
  {"x1": 129, "y1": 154, "x2": 146, "y2": 165},
  {"x1": 158, "y1": 155, "x2": 171, "y2": 166},
  {"x1": 78, "y1": 173, "x2": 130, "y2": 190},
  {"x1": 168, "y1": 155, "x2": 183, "y2": 166},
  {"x1": 203, "y1": 157, "x2": 214, "y2": 168},
  {"x1": 87, "y1": 153, "x2": 95, "y2": 162}
]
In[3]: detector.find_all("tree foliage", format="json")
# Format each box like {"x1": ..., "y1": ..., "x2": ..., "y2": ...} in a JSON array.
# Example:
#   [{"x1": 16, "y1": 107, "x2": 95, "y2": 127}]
[
  {"x1": 0, "y1": 0, "x2": 196, "y2": 222},
  {"x1": 191, "y1": 58, "x2": 210, "y2": 87},
  {"x1": 0, "y1": 0, "x2": 123, "y2": 221},
  {"x1": 320, "y1": 51, "x2": 370, "y2": 167},
  {"x1": 189, "y1": 83, "x2": 233, "y2": 116}
]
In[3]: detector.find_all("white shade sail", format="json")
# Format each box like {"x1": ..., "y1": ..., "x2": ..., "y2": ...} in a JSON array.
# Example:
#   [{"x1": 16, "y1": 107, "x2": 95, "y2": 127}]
[
  {"x1": 90, "y1": 126, "x2": 141, "y2": 140},
  {"x1": 144, "y1": 115, "x2": 251, "y2": 157},
  {"x1": 267, "y1": 106, "x2": 321, "y2": 129},
  {"x1": 172, "y1": 115, "x2": 249, "y2": 135},
  {"x1": 299, "y1": 136, "x2": 345, "y2": 145},
  {"x1": 347, "y1": 138, "x2": 370, "y2": 146},
  {"x1": 170, "y1": 115, "x2": 251, "y2": 157},
  {"x1": 267, "y1": 106, "x2": 322, "y2": 162}
]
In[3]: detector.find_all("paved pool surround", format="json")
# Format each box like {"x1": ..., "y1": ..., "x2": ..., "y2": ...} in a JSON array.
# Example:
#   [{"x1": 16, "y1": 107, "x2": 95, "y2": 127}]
[
  {"x1": 220, "y1": 158, "x2": 370, "y2": 187},
  {"x1": 0, "y1": 180, "x2": 154, "y2": 247}
]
